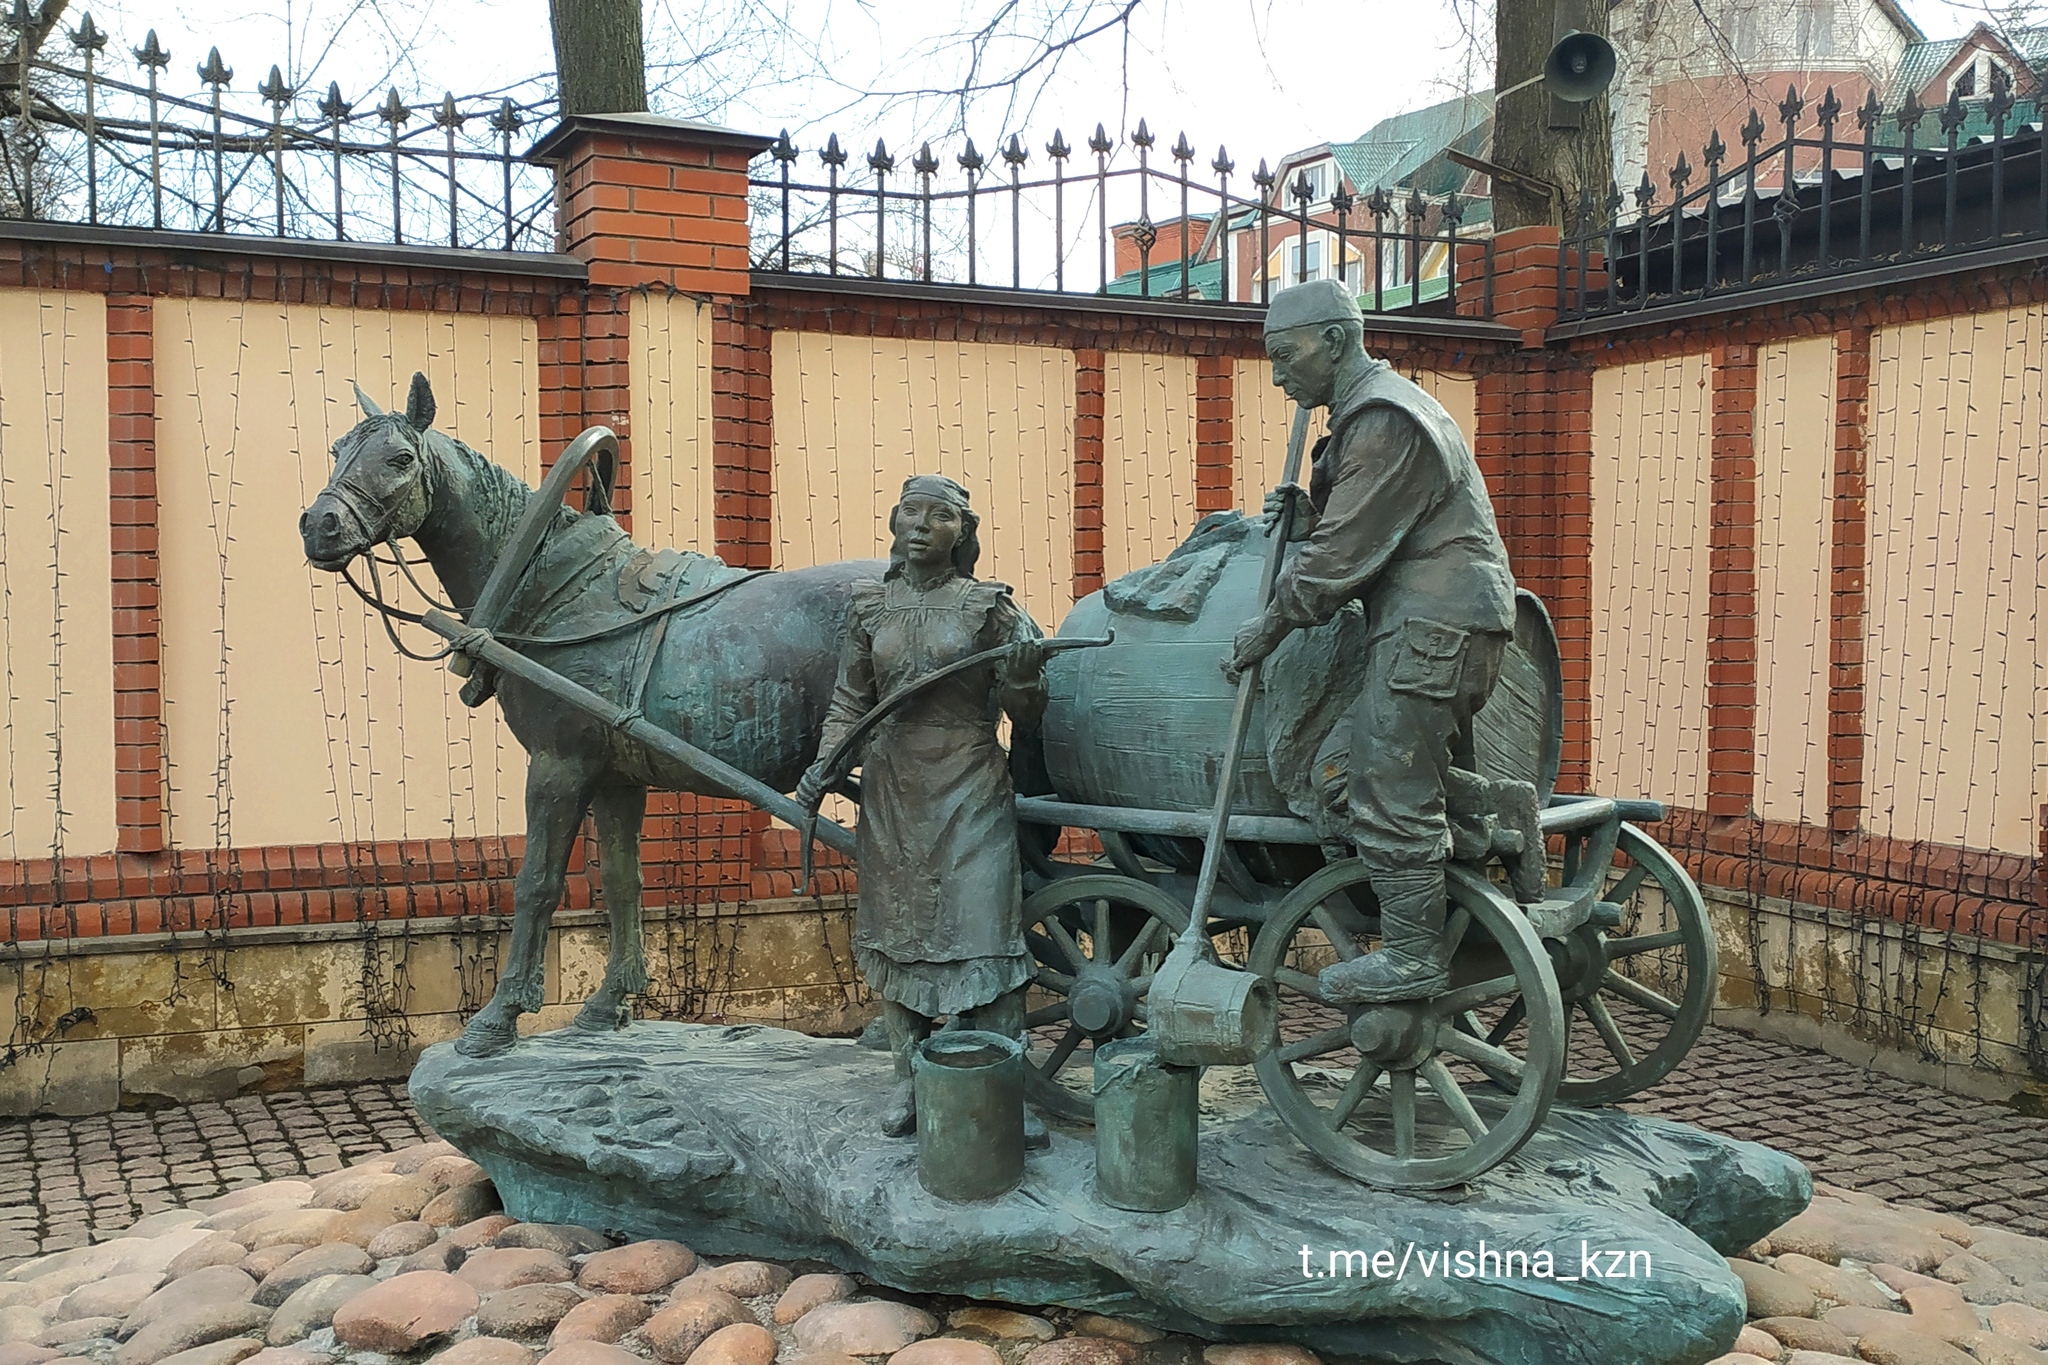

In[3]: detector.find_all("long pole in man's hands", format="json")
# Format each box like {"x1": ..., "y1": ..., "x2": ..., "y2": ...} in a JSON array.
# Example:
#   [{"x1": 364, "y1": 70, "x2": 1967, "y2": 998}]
[{"x1": 1179, "y1": 402, "x2": 1313, "y2": 952}]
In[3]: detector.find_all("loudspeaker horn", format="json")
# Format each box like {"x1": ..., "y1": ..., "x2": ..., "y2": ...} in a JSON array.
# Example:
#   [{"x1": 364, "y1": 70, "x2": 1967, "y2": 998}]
[{"x1": 1543, "y1": 30, "x2": 1616, "y2": 103}]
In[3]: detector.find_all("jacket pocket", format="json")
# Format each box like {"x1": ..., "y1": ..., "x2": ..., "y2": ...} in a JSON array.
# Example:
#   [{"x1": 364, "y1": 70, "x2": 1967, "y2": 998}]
[{"x1": 1386, "y1": 617, "x2": 1470, "y2": 700}]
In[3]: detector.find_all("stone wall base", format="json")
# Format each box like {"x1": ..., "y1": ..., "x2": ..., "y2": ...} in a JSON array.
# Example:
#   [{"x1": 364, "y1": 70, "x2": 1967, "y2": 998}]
[
  {"x1": 0, "y1": 896, "x2": 868, "y2": 1116},
  {"x1": 1702, "y1": 885, "x2": 2048, "y2": 1102}
]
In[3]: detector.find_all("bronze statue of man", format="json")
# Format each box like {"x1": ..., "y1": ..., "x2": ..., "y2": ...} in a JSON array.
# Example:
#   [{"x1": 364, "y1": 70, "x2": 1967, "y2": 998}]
[
  {"x1": 1224, "y1": 279, "x2": 1518, "y2": 1005},
  {"x1": 797, "y1": 474, "x2": 1051, "y2": 1138}
]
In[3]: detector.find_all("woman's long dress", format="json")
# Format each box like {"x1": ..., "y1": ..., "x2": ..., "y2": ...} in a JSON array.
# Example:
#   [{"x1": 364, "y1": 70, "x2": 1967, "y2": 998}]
[{"x1": 818, "y1": 573, "x2": 1044, "y2": 1018}]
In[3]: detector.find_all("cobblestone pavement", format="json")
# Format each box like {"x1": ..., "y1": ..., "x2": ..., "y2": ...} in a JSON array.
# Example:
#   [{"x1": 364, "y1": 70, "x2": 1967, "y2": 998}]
[
  {"x1": 2, "y1": 1024, "x2": 2044, "y2": 1271},
  {"x1": 0, "y1": 1080, "x2": 430, "y2": 1269}
]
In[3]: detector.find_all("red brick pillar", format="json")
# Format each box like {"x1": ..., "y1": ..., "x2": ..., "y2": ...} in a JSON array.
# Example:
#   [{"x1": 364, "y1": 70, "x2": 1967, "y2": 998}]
[
  {"x1": 530, "y1": 114, "x2": 772, "y2": 536},
  {"x1": 1073, "y1": 349, "x2": 1107, "y2": 599},
  {"x1": 1194, "y1": 354, "x2": 1234, "y2": 515},
  {"x1": 531, "y1": 113, "x2": 775, "y2": 911},
  {"x1": 1829, "y1": 327, "x2": 1871, "y2": 835},
  {"x1": 107, "y1": 296, "x2": 164, "y2": 856},
  {"x1": 1707, "y1": 344, "x2": 1759, "y2": 820},
  {"x1": 1465, "y1": 227, "x2": 1597, "y2": 788}
]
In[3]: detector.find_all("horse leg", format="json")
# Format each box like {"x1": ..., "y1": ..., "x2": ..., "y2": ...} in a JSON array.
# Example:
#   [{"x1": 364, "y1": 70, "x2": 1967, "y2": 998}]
[
  {"x1": 573, "y1": 783, "x2": 650, "y2": 1033},
  {"x1": 457, "y1": 750, "x2": 603, "y2": 1057}
]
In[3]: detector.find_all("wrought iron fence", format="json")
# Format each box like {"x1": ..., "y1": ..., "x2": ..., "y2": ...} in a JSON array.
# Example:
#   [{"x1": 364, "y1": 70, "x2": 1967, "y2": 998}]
[
  {"x1": 0, "y1": 5, "x2": 559, "y2": 249},
  {"x1": 749, "y1": 120, "x2": 1494, "y2": 317},
  {"x1": 1559, "y1": 77, "x2": 2048, "y2": 321}
]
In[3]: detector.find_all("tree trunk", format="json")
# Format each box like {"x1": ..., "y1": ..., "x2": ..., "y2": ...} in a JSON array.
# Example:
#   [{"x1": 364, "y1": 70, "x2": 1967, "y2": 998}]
[
  {"x1": 1492, "y1": 0, "x2": 1614, "y2": 236},
  {"x1": 549, "y1": 0, "x2": 647, "y2": 117}
]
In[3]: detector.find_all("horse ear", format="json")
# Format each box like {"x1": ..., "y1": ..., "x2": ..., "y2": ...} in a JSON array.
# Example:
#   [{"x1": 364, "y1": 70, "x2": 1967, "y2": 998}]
[
  {"x1": 405, "y1": 372, "x2": 436, "y2": 432},
  {"x1": 353, "y1": 382, "x2": 383, "y2": 418}
]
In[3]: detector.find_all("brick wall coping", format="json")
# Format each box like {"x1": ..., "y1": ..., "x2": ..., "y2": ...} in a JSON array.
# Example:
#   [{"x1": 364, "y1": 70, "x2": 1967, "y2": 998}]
[
  {"x1": 0, "y1": 219, "x2": 589, "y2": 279},
  {"x1": 1545, "y1": 235, "x2": 2048, "y2": 341},
  {"x1": 751, "y1": 271, "x2": 1524, "y2": 344},
  {"x1": 527, "y1": 111, "x2": 775, "y2": 164},
  {"x1": 0, "y1": 895, "x2": 844, "y2": 963}
]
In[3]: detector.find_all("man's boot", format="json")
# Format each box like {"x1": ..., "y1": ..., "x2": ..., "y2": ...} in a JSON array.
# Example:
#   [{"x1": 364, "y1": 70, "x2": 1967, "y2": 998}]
[
  {"x1": 967, "y1": 987, "x2": 1051, "y2": 1150},
  {"x1": 880, "y1": 1002, "x2": 928, "y2": 1137},
  {"x1": 1318, "y1": 865, "x2": 1452, "y2": 1005}
]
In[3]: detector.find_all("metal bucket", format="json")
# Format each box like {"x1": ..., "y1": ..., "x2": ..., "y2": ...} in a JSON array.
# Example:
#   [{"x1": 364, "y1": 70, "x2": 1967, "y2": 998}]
[
  {"x1": 912, "y1": 1030, "x2": 1025, "y2": 1201},
  {"x1": 1092, "y1": 1038, "x2": 1198, "y2": 1211},
  {"x1": 1147, "y1": 951, "x2": 1278, "y2": 1067}
]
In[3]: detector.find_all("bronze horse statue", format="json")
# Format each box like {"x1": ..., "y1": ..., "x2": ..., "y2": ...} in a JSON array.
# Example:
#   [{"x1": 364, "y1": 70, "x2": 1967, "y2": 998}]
[{"x1": 300, "y1": 373, "x2": 879, "y2": 1056}]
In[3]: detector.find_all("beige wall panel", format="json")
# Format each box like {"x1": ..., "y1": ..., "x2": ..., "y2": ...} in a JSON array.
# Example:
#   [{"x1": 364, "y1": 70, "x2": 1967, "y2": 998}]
[
  {"x1": 1867, "y1": 310, "x2": 2046, "y2": 855},
  {"x1": 1102, "y1": 352, "x2": 1198, "y2": 582},
  {"x1": 630, "y1": 292, "x2": 715, "y2": 553},
  {"x1": 0, "y1": 289, "x2": 116, "y2": 859},
  {"x1": 155, "y1": 299, "x2": 541, "y2": 850},
  {"x1": 1233, "y1": 360, "x2": 1477, "y2": 513},
  {"x1": 770, "y1": 331, "x2": 1075, "y2": 626},
  {"x1": 1589, "y1": 353, "x2": 1713, "y2": 809},
  {"x1": 1755, "y1": 336, "x2": 1837, "y2": 824}
]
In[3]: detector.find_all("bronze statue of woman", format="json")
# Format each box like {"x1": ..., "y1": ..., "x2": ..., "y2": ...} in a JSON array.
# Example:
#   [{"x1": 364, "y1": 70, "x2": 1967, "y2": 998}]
[{"x1": 796, "y1": 475, "x2": 1049, "y2": 1138}]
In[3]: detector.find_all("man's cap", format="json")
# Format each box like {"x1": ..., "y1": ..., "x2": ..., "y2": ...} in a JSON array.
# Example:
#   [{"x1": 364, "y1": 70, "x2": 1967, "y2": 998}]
[{"x1": 1263, "y1": 278, "x2": 1364, "y2": 333}]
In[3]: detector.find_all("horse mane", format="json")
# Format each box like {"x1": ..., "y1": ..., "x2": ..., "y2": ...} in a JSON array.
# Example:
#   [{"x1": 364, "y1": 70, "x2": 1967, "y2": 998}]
[{"x1": 427, "y1": 427, "x2": 578, "y2": 549}]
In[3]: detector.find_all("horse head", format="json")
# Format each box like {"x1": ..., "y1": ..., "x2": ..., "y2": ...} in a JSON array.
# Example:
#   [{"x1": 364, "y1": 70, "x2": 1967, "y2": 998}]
[{"x1": 300, "y1": 371, "x2": 440, "y2": 570}]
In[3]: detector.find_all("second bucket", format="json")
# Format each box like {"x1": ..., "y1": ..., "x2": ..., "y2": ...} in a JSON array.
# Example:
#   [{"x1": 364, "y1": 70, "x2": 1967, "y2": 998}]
[{"x1": 912, "y1": 1030, "x2": 1025, "y2": 1201}]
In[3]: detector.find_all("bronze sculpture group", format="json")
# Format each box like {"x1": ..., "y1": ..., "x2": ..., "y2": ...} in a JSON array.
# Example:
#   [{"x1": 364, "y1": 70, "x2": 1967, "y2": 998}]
[{"x1": 301, "y1": 281, "x2": 1715, "y2": 1193}]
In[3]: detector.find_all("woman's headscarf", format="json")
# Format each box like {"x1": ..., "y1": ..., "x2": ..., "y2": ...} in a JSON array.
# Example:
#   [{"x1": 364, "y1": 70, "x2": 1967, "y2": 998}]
[{"x1": 887, "y1": 473, "x2": 982, "y2": 580}]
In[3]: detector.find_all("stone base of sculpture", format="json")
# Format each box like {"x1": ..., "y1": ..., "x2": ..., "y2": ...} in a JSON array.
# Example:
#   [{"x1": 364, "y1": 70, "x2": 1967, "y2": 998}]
[{"x1": 409, "y1": 1022, "x2": 1809, "y2": 1365}]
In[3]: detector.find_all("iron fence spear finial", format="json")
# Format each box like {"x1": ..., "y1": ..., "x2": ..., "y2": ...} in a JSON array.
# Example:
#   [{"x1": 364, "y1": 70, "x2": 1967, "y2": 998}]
[
  {"x1": 70, "y1": 11, "x2": 103, "y2": 51},
  {"x1": 260, "y1": 64, "x2": 293, "y2": 235}
]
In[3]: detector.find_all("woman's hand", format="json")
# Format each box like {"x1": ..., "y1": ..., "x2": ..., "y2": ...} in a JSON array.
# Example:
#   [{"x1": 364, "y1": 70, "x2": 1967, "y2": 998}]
[
  {"x1": 795, "y1": 759, "x2": 834, "y2": 810},
  {"x1": 1009, "y1": 637, "x2": 1052, "y2": 679}
]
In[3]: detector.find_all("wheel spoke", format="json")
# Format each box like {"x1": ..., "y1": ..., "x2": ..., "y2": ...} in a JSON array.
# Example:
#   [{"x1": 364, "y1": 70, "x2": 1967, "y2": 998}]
[
  {"x1": 1309, "y1": 903, "x2": 1361, "y2": 961},
  {"x1": 1043, "y1": 917, "x2": 1089, "y2": 970},
  {"x1": 1435, "y1": 1025, "x2": 1526, "y2": 1080},
  {"x1": 1580, "y1": 995, "x2": 1638, "y2": 1068},
  {"x1": 1605, "y1": 928, "x2": 1686, "y2": 959},
  {"x1": 1023, "y1": 1003, "x2": 1070, "y2": 1029},
  {"x1": 1278, "y1": 1025, "x2": 1352, "y2": 1065},
  {"x1": 1273, "y1": 965, "x2": 1326, "y2": 1000},
  {"x1": 1033, "y1": 966, "x2": 1074, "y2": 992},
  {"x1": 1328, "y1": 1061, "x2": 1383, "y2": 1128},
  {"x1": 1481, "y1": 997, "x2": 1526, "y2": 1048},
  {"x1": 1601, "y1": 970, "x2": 1680, "y2": 1020},
  {"x1": 1112, "y1": 917, "x2": 1166, "y2": 975},
  {"x1": 1444, "y1": 906, "x2": 1471, "y2": 955},
  {"x1": 1037, "y1": 1025, "x2": 1084, "y2": 1078},
  {"x1": 1607, "y1": 863, "x2": 1651, "y2": 904},
  {"x1": 1391, "y1": 1070, "x2": 1416, "y2": 1159},
  {"x1": 1026, "y1": 927, "x2": 1069, "y2": 971},
  {"x1": 1420, "y1": 1057, "x2": 1489, "y2": 1141},
  {"x1": 1094, "y1": 898, "x2": 1111, "y2": 956},
  {"x1": 1127, "y1": 971, "x2": 1155, "y2": 994},
  {"x1": 1430, "y1": 973, "x2": 1521, "y2": 1018}
]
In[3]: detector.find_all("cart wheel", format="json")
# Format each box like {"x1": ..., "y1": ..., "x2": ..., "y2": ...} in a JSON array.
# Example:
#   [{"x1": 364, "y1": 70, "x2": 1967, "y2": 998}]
[
  {"x1": 1019, "y1": 874, "x2": 1188, "y2": 1122},
  {"x1": 1536, "y1": 822, "x2": 1716, "y2": 1104},
  {"x1": 1249, "y1": 859, "x2": 1564, "y2": 1190}
]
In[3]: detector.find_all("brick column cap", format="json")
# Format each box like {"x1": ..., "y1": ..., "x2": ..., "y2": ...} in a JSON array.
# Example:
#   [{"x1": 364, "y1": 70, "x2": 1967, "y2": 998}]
[{"x1": 527, "y1": 111, "x2": 774, "y2": 165}]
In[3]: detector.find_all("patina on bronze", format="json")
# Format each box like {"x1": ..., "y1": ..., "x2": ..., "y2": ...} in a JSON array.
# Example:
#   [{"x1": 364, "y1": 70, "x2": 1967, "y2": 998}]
[
  {"x1": 300, "y1": 374, "x2": 879, "y2": 1057},
  {"x1": 1223, "y1": 280, "x2": 1535, "y2": 1009},
  {"x1": 795, "y1": 474, "x2": 1051, "y2": 1139}
]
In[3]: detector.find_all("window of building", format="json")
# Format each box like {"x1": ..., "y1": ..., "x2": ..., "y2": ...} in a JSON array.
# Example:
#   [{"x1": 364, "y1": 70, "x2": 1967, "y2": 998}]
[
  {"x1": 1283, "y1": 234, "x2": 1326, "y2": 282},
  {"x1": 1795, "y1": 0, "x2": 1833, "y2": 58},
  {"x1": 1287, "y1": 160, "x2": 1334, "y2": 207},
  {"x1": 1731, "y1": 6, "x2": 1760, "y2": 62},
  {"x1": 1951, "y1": 53, "x2": 2009, "y2": 101}
]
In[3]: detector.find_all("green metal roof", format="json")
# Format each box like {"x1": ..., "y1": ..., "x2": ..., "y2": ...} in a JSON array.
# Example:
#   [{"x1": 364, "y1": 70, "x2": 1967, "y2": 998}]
[{"x1": 1105, "y1": 255, "x2": 1227, "y2": 300}]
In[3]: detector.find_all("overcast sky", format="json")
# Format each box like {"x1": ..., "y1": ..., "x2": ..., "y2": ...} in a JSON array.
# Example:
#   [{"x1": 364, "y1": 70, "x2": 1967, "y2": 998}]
[{"x1": 55, "y1": 0, "x2": 1490, "y2": 171}]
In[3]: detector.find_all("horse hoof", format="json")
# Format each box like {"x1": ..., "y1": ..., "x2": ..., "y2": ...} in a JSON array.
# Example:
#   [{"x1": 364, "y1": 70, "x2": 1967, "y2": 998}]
[
  {"x1": 455, "y1": 1021, "x2": 518, "y2": 1058},
  {"x1": 570, "y1": 1002, "x2": 629, "y2": 1034}
]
